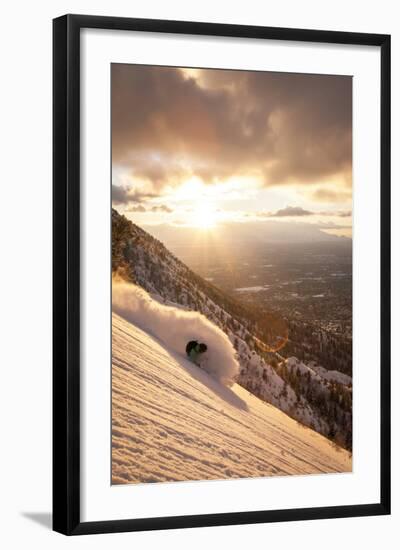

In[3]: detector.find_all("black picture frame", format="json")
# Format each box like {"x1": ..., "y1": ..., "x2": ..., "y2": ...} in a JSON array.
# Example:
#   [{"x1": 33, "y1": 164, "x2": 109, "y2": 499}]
[{"x1": 53, "y1": 14, "x2": 391, "y2": 535}]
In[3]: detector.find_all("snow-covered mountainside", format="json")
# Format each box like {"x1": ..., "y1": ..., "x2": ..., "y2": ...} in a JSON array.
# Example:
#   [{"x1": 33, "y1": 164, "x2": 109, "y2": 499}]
[
  {"x1": 112, "y1": 209, "x2": 352, "y2": 450},
  {"x1": 112, "y1": 312, "x2": 351, "y2": 484}
]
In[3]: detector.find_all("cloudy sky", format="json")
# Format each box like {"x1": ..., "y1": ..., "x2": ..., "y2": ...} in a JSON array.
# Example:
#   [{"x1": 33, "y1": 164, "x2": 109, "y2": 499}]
[{"x1": 112, "y1": 64, "x2": 352, "y2": 238}]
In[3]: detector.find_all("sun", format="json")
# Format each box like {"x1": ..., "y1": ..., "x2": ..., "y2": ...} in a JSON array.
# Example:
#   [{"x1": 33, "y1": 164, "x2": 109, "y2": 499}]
[{"x1": 192, "y1": 203, "x2": 218, "y2": 229}]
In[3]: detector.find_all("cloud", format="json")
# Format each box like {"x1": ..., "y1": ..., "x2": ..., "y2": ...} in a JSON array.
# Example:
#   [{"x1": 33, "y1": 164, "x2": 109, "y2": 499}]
[
  {"x1": 126, "y1": 204, "x2": 146, "y2": 212},
  {"x1": 320, "y1": 209, "x2": 351, "y2": 218},
  {"x1": 112, "y1": 65, "x2": 352, "y2": 194},
  {"x1": 311, "y1": 187, "x2": 352, "y2": 203},
  {"x1": 124, "y1": 202, "x2": 173, "y2": 214},
  {"x1": 269, "y1": 206, "x2": 313, "y2": 217},
  {"x1": 255, "y1": 205, "x2": 352, "y2": 218},
  {"x1": 112, "y1": 184, "x2": 156, "y2": 205},
  {"x1": 150, "y1": 205, "x2": 173, "y2": 213}
]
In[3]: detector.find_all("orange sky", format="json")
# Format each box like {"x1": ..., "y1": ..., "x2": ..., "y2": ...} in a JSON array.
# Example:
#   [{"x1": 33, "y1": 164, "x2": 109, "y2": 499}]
[{"x1": 111, "y1": 64, "x2": 352, "y2": 237}]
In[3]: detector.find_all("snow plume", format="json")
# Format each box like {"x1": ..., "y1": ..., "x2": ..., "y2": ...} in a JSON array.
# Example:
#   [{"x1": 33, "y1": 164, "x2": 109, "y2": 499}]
[{"x1": 112, "y1": 281, "x2": 240, "y2": 386}]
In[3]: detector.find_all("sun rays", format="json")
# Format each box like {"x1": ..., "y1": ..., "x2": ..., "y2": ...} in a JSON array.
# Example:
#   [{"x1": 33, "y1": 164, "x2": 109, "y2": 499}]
[{"x1": 192, "y1": 203, "x2": 218, "y2": 230}]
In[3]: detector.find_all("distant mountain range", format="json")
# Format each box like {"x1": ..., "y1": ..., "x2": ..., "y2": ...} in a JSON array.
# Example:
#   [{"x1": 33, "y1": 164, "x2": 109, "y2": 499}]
[
  {"x1": 139, "y1": 219, "x2": 351, "y2": 248},
  {"x1": 112, "y1": 208, "x2": 352, "y2": 450}
]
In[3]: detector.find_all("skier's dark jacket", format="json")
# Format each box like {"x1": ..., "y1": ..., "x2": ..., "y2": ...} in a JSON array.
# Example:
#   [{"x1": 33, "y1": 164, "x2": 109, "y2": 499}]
[
  {"x1": 186, "y1": 341, "x2": 207, "y2": 364},
  {"x1": 186, "y1": 340, "x2": 199, "y2": 355}
]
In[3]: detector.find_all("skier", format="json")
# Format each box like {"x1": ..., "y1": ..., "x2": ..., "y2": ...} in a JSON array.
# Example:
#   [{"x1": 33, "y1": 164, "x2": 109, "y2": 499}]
[{"x1": 185, "y1": 340, "x2": 208, "y2": 365}]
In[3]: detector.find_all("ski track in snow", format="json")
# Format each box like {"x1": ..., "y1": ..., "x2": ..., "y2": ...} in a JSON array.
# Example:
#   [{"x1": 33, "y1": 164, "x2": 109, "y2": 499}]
[{"x1": 112, "y1": 313, "x2": 352, "y2": 485}]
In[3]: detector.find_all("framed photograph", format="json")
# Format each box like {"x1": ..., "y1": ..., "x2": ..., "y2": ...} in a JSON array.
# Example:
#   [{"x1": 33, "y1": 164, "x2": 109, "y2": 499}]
[{"x1": 53, "y1": 14, "x2": 391, "y2": 535}]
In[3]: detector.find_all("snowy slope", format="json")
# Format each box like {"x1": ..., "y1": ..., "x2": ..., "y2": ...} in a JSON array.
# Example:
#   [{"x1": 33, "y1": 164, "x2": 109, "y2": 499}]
[{"x1": 112, "y1": 312, "x2": 351, "y2": 484}]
